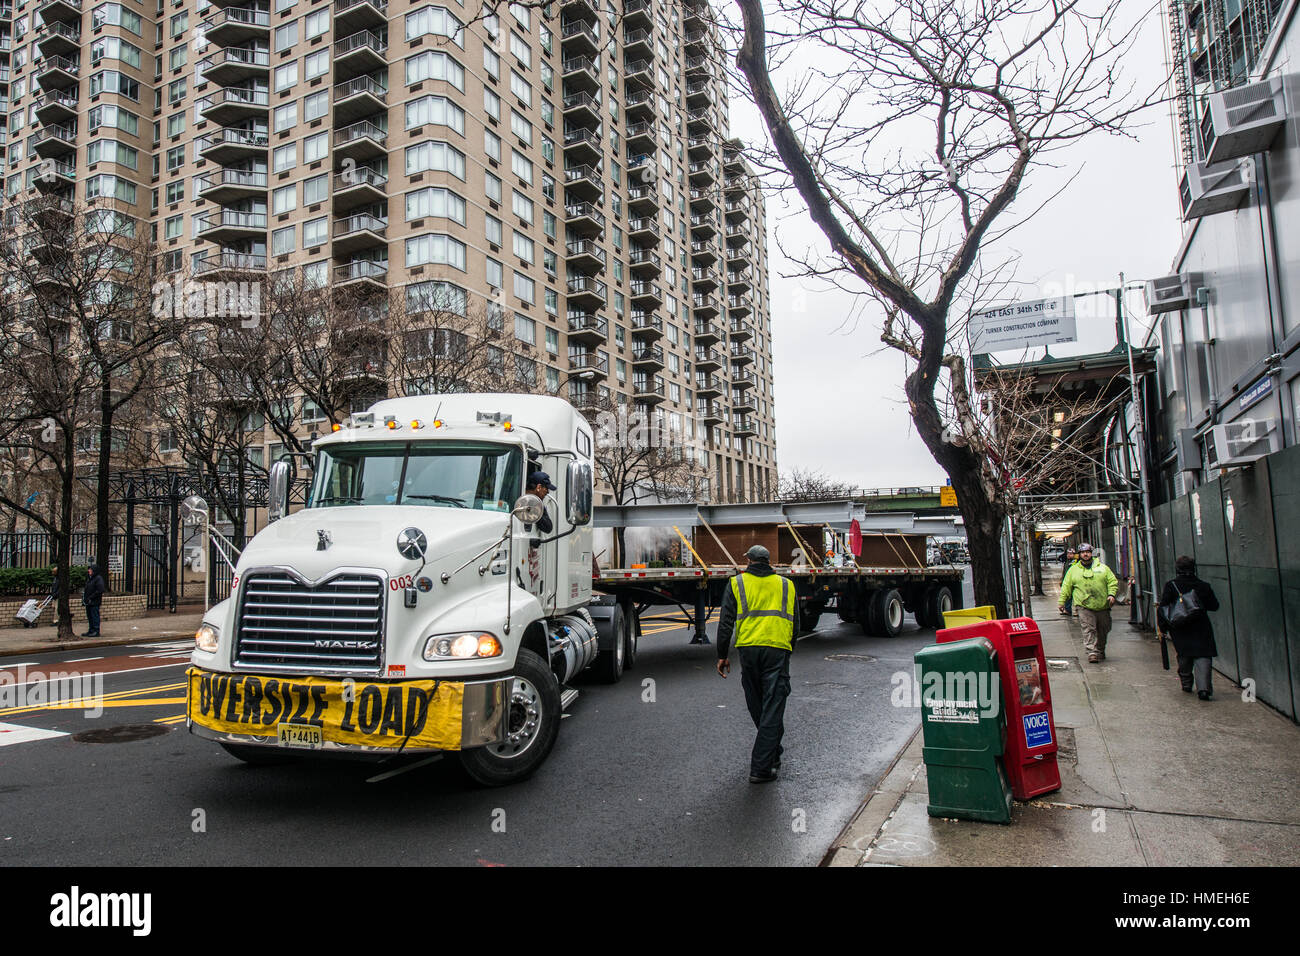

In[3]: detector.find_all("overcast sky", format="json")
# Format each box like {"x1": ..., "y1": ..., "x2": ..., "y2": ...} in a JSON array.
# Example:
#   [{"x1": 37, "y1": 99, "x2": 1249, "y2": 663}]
[{"x1": 729, "y1": 5, "x2": 1184, "y2": 490}]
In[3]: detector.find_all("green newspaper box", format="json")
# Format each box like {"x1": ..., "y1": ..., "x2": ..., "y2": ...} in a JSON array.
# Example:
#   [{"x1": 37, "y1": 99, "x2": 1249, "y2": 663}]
[{"x1": 914, "y1": 636, "x2": 1013, "y2": 824}]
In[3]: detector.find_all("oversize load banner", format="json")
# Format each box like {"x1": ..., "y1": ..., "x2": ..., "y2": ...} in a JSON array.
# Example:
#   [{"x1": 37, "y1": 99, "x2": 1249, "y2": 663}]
[
  {"x1": 186, "y1": 668, "x2": 465, "y2": 750},
  {"x1": 969, "y1": 296, "x2": 1077, "y2": 354}
]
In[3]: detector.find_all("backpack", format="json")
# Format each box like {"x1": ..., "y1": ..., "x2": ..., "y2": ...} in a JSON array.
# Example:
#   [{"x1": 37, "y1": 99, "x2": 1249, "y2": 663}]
[{"x1": 1166, "y1": 585, "x2": 1204, "y2": 628}]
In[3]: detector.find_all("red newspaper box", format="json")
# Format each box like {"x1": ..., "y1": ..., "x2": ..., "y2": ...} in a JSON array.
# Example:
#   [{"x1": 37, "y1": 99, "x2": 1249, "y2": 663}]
[{"x1": 937, "y1": 617, "x2": 1061, "y2": 800}]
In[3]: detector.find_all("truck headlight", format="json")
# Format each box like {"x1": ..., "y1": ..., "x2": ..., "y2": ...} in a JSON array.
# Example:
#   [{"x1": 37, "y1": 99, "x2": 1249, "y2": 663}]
[
  {"x1": 195, "y1": 623, "x2": 220, "y2": 654},
  {"x1": 423, "y1": 632, "x2": 503, "y2": 660}
]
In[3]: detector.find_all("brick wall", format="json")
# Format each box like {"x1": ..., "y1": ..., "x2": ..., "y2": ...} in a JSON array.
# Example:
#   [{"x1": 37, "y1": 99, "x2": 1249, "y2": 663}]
[{"x1": 1, "y1": 594, "x2": 148, "y2": 628}]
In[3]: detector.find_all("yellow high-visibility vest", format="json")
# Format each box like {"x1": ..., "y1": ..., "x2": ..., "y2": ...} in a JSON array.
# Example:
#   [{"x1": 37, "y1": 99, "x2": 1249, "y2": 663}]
[{"x1": 731, "y1": 572, "x2": 796, "y2": 651}]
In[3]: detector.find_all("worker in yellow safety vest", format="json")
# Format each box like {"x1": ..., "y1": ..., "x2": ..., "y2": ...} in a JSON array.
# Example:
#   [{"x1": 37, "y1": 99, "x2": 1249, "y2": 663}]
[{"x1": 715, "y1": 545, "x2": 801, "y2": 783}]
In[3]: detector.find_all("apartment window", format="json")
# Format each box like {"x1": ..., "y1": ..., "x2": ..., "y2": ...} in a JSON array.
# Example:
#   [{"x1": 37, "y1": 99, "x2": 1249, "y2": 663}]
[
  {"x1": 405, "y1": 233, "x2": 467, "y2": 269},
  {"x1": 303, "y1": 131, "x2": 328, "y2": 163},
  {"x1": 276, "y1": 0, "x2": 295, "y2": 12},
  {"x1": 91, "y1": 37, "x2": 143, "y2": 68},
  {"x1": 483, "y1": 45, "x2": 500, "y2": 81},
  {"x1": 274, "y1": 102, "x2": 297, "y2": 132},
  {"x1": 511, "y1": 190, "x2": 533, "y2": 223},
  {"x1": 406, "y1": 281, "x2": 468, "y2": 316},
  {"x1": 543, "y1": 210, "x2": 556, "y2": 239},
  {"x1": 275, "y1": 62, "x2": 298, "y2": 91},
  {"x1": 485, "y1": 171, "x2": 502, "y2": 203},
  {"x1": 540, "y1": 64, "x2": 554, "y2": 93},
  {"x1": 616, "y1": 359, "x2": 627, "y2": 383},
  {"x1": 405, "y1": 5, "x2": 465, "y2": 46},
  {"x1": 614, "y1": 291, "x2": 624, "y2": 316},
  {"x1": 272, "y1": 225, "x2": 295, "y2": 255},
  {"x1": 169, "y1": 47, "x2": 187, "y2": 71},
  {"x1": 90, "y1": 72, "x2": 141, "y2": 101},
  {"x1": 542, "y1": 173, "x2": 555, "y2": 202},
  {"x1": 273, "y1": 183, "x2": 297, "y2": 214},
  {"x1": 305, "y1": 50, "x2": 328, "y2": 80},
  {"x1": 512, "y1": 231, "x2": 534, "y2": 264},
  {"x1": 276, "y1": 21, "x2": 298, "y2": 52},
  {"x1": 87, "y1": 174, "x2": 138, "y2": 203},
  {"x1": 303, "y1": 216, "x2": 327, "y2": 248},
  {"x1": 87, "y1": 139, "x2": 140, "y2": 170},
  {"x1": 273, "y1": 142, "x2": 297, "y2": 172},
  {"x1": 404, "y1": 51, "x2": 466, "y2": 89},
  {"x1": 164, "y1": 215, "x2": 182, "y2": 239},
  {"x1": 484, "y1": 88, "x2": 500, "y2": 122},
  {"x1": 166, "y1": 112, "x2": 185, "y2": 137},
  {"x1": 303, "y1": 91, "x2": 328, "y2": 122},
  {"x1": 305, "y1": 8, "x2": 328, "y2": 38},
  {"x1": 89, "y1": 105, "x2": 140, "y2": 136},
  {"x1": 543, "y1": 248, "x2": 557, "y2": 278},
  {"x1": 303, "y1": 173, "x2": 328, "y2": 205},
  {"x1": 509, "y1": 32, "x2": 531, "y2": 68},
  {"x1": 509, "y1": 71, "x2": 532, "y2": 107},
  {"x1": 513, "y1": 272, "x2": 535, "y2": 304},
  {"x1": 92, "y1": 3, "x2": 143, "y2": 35},
  {"x1": 510, "y1": 110, "x2": 532, "y2": 144},
  {"x1": 405, "y1": 186, "x2": 467, "y2": 224},
  {"x1": 169, "y1": 11, "x2": 188, "y2": 36},
  {"x1": 485, "y1": 214, "x2": 502, "y2": 246},
  {"x1": 540, "y1": 26, "x2": 553, "y2": 56},
  {"x1": 510, "y1": 150, "x2": 533, "y2": 184},
  {"x1": 165, "y1": 180, "x2": 184, "y2": 204},
  {"x1": 486, "y1": 257, "x2": 503, "y2": 290},
  {"x1": 405, "y1": 141, "x2": 466, "y2": 179},
  {"x1": 168, "y1": 78, "x2": 187, "y2": 103},
  {"x1": 545, "y1": 288, "x2": 558, "y2": 316},
  {"x1": 541, "y1": 99, "x2": 554, "y2": 128},
  {"x1": 541, "y1": 135, "x2": 554, "y2": 164},
  {"x1": 514, "y1": 313, "x2": 535, "y2": 345},
  {"x1": 405, "y1": 95, "x2": 465, "y2": 134},
  {"x1": 484, "y1": 129, "x2": 502, "y2": 163}
]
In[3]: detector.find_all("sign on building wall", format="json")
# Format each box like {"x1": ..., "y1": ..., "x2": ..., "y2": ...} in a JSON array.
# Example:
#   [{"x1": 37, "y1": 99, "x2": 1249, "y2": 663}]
[{"x1": 968, "y1": 297, "x2": 1078, "y2": 354}]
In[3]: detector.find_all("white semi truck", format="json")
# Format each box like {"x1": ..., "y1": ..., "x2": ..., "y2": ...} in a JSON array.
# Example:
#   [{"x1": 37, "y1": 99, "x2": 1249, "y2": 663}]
[{"x1": 186, "y1": 393, "x2": 638, "y2": 785}]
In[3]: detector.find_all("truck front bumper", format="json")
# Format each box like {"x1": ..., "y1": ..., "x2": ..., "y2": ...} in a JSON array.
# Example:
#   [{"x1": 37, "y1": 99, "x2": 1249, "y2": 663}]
[{"x1": 185, "y1": 667, "x2": 511, "y2": 754}]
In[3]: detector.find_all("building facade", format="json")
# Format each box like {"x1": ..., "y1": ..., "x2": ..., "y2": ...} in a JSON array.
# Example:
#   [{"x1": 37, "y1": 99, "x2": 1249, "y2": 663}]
[{"x1": 4, "y1": 0, "x2": 777, "y2": 503}]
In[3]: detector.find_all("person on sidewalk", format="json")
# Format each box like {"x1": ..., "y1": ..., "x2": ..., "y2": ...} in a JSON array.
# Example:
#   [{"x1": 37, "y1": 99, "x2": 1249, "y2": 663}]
[
  {"x1": 715, "y1": 544, "x2": 800, "y2": 784},
  {"x1": 81, "y1": 561, "x2": 106, "y2": 637},
  {"x1": 1059, "y1": 548, "x2": 1077, "y2": 615},
  {"x1": 1158, "y1": 555, "x2": 1220, "y2": 700},
  {"x1": 1059, "y1": 543, "x2": 1117, "y2": 663}
]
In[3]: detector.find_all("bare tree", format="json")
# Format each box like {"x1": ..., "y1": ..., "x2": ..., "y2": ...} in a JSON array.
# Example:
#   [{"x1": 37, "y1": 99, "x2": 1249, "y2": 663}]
[
  {"x1": 723, "y1": 0, "x2": 1160, "y2": 615},
  {"x1": 778, "y1": 467, "x2": 856, "y2": 501}
]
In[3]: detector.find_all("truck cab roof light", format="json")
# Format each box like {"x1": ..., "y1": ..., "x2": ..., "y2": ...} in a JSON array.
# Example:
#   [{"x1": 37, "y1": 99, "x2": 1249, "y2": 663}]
[
  {"x1": 410, "y1": 419, "x2": 423, "y2": 429},
  {"x1": 331, "y1": 423, "x2": 342, "y2": 432},
  {"x1": 386, "y1": 419, "x2": 399, "y2": 430},
  {"x1": 433, "y1": 419, "x2": 444, "y2": 428}
]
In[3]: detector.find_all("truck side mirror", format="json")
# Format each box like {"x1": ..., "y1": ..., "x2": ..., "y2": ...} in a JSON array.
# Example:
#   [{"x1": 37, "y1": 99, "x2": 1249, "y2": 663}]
[
  {"x1": 512, "y1": 493, "x2": 544, "y2": 524},
  {"x1": 268, "y1": 460, "x2": 291, "y2": 523},
  {"x1": 566, "y1": 460, "x2": 592, "y2": 525}
]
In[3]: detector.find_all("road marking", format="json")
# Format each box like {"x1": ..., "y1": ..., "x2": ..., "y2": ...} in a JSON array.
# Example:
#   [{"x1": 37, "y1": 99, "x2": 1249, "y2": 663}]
[
  {"x1": 0, "y1": 681, "x2": 186, "y2": 718},
  {"x1": 0, "y1": 722, "x2": 68, "y2": 746},
  {"x1": 65, "y1": 657, "x2": 104, "y2": 663},
  {"x1": 366, "y1": 754, "x2": 442, "y2": 783},
  {"x1": 154, "y1": 714, "x2": 188, "y2": 725}
]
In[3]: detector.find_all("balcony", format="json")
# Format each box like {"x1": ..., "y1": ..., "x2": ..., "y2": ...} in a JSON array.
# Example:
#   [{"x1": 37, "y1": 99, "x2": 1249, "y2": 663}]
[
  {"x1": 32, "y1": 159, "x2": 75, "y2": 191},
  {"x1": 694, "y1": 347, "x2": 723, "y2": 371},
  {"x1": 688, "y1": 160, "x2": 717, "y2": 185},
  {"x1": 690, "y1": 212, "x2": 718, "y2": 238},
  {"x1": 685, "y1": 54, "x2": 710, "y2": 75},
  {"x1": 24, "y1": 194, "x2": 74, "y2": 231},
  {"x1": 335, "y1": 0, "x2": 388, "y2": 32},
  {"x1": 334, "y1": 74, "x2": 387, "y2": 124},
  {"x1": 333, "y1": 165, "x2": 387, "y2": 209},
  {"x1": 690, "y1": 239, "x2": 718, "y2": 264},
  {"x1": 560, "y1": 19, "x2": 600, "y2": 56},
  {"x1": 727, "y1": 268, "x2": 753, "y2": 292},
  {"x1": 562, "y1": 163, "x2": 603, "y2": 202},
  {"x1": 694, "y1": 374, "x2": 722, "y2": 398},
  {"x1": 628, "y1": 247, "x2": 661, "y2": 277},
  {"x1": 202, "y1": 7, "x2": 271, "y2": 46},
  {"x1": 198, "y1": 127, "x2": 270, "y2": 165},
  {"x1": 732, "y1": 369, "x2": 757, "y2": 390},
  {"x1": 196, "y1": 208, "x2": 268, "y2": 243},
  {"x1": 724, "y1": 147, "x2": 753, "y2": 176},
  {"x1": 625, "y1": 88, "x2": 655, "y2": 120},
  {"x1": 565, "y1": 238, "x2": 606, "y2": 273},
  {"x1": 334, "y1": 259, "x2": 388, "y2": 290},
  {"x1": 631, "y1": 345, "x2": 664, "y2": 370},
  {"x1": 568, "y1": 350, "x2": 608, "y2": 378},
  {"x1": 633, "y1": 376, "x2": 666, "y2": 403},
  {"x1": 685, "y1": 28, "x2": 708, "y2": 53},
  {"x1": 36, "y1": 20, "x2": 80, "y2": 56},
  {"x1": 561, "y1": 0, "x2": 599, "y2": 23},
  {"x1": 686, "y1": 80, "x2": 713, "y2": 108},
  {"x1": 334, "y1": 120, "x2": 387, "y2": 160},
  {"x1": 199, "y1": 47, "x2": 270, "y2": 86},
  {"x1": 729, "y1": 343, "x2": 756, "y2": 365},
  {"x1": 728, "y1": 294, "x2": 753, "y2": 317},
  {"x1": 193, "y1": 251, "x2": 267, "y2": 278},
  {"x1": 687, "y1": 134, "x2": 715, "y2": 160},
  {"x1": 628, "y1": 216, "x2": 659, "y2": 242},
  {"x1": 624, "y1": 59, "x2": 653, "y2": 89},
  {"x1": 629, "y1": 280, "x2": 661, "y2": 306},
  {"x1": 340, "y1": 353, "x2": 387, "y2": 384},
  {"x1": 332, "y1": 213, "x2": 388, "y2": 255},
  {"x1": 34, "y1": 89, "x2": 78, "y2": 123},
  {"x1": 734, "y1": 416, "x2": 757, "y2": 437},
  {"x1": 626, "y1": 185, "x2": 659, "y2": 217},
  {"x1": 563, "y1": 126, "x2": 602, "y2": 165},
  {"x1": 36, "y1": 0, "x2": 80, "y2": 25},
  {"x1": 725, "y1": 197, "x2": 752, "y2": 221},
  {"x1": 630, "y1": 311, "x2": 663, "y2": 340},
  {"x1": 686, "y1": 107, "x2": 714, "y2": 132},
  {"x1": 724, "y1": 174, "x2": 747, "y2": 194},
  {"x1": 199, "y1": 86, "x2": 270, "y2": 124},
  {"x1": 196, "y1": 168, "x2": 268, "y2": 203},
  {"x1": 624, "y1": 0, "x2": 651, "y2": 28},
  {"x1": 698, "y1": 401, "x2": 725, "y2": 425},
  {"x1": 730, "y1": 318, "x2": 754, "y2": 340},
  {"x1": 567, "y1": 311, "x2": 608, "y2": 344},
  {"x1": 561, "y1": 55, "x2": 600, "y2": 93},
  {"x1": 626, "y1": 120, "x2": 656, "y2": 152},
  {"x1": 33, "y1": 124, "x2": 76, "y2": 158},
  {"x1": 564, "y1": 200, "x2": 605, "y2": 236},
  {"x1": 35, "y1": 55, "x2": 78, "y2": 90},
  {"x1": 566, "y1": 275, "x2": 608, "y2": 308},
  {"x1": 562, "y1": 91, "x2": 602, "y2": 128},
  {"x1": 568, "y1": 385, "x2": 601, "y2": 413},
  {"x1": 624, "y1": 28, "x2": 653, "y2": 58},
  {"x1": 727, "y1": 246, "x2": 752, "y2": 268},
  {"x1": 731, "y1": 392, "x2": 755, "y2": 414},
  {"x1": 694, "y1": 319, "x2": 723, "y2": 344},
  {"x1": 691, "y1": 266, "x2": 719, "y2": 291},
  {"x1": 335, "y1": 30, "x2": 388, "y2": 81},
  {"x1": 627, "y1": 154, "x2": 657, "y2": 186},
  {"x1": 689, "y1": 186, "x2": 716, "y2": 211}
]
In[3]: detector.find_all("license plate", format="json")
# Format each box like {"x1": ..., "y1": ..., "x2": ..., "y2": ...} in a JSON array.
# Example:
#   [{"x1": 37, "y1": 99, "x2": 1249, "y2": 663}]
[{"x1": 277, "y1": 723, "x2": 322, "y2": 748}]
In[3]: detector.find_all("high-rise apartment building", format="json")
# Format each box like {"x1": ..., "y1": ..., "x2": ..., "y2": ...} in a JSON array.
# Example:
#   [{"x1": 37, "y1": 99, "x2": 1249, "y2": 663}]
[{"x1": 4, "y1": 0, "x2": 777, "y2": 502}]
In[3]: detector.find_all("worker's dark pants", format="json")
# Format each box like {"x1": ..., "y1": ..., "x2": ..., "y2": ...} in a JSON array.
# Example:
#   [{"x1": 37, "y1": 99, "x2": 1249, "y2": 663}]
[
  {"x1": 738, "y1": 645, "x2": 791, "y2": 775},
  {"x1": 1177, "y1": 654, "x2": 1214, "y2": 696},
  {"x1": 84, "y1": 604, "x2": 100, "y2": 634}
]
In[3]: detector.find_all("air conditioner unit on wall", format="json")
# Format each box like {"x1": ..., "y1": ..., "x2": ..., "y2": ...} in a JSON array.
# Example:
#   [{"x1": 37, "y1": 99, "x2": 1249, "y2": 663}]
[
  {"x1": 1207, "y1": 417, "x2": 1277, "y2": 468},
  {"x1": 1145, "y1": 272, "x2": 1206, "y2": 314},
  {"x1": 1180, "y1": 157, "x2": 1253, "y2": 221},
  {"x1": 1200, "y1": 75, "x2": 1288, "y2": 164}
]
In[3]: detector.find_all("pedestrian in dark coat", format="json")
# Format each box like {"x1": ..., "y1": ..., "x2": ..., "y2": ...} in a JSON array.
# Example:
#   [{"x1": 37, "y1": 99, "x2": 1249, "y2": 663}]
[
  {"x1": 82, "y1": 561, "x2": 106, "y2": 637},
  {"x1": 1158, "y1": 555, "x2": 1219, "y2": 700}
]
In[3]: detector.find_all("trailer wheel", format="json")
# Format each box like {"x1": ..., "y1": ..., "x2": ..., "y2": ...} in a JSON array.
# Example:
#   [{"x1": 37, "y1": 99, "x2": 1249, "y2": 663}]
[
  {"x1": 872, "y1": 588, "x2": 905, "y2": 638},
  {"x1": 220, "y1": 743, "x2": 302, "y2": 766},
  {"x1": 459, "y1": 648, "x2": 560, "y2": 787},
  {"x1": 593, "y1": 604, "x2": 627, "y2": 683},
  {"x1": 624, "y1": 604, "x2": 640, "y2": 670},
  {"x1": 800, "y1": 611, "x2": 821, "y2": 635},
  {"x1": 858, "y1": 589, "x2": 879, "y2": 636},
  {"x1": 926, "y1": 586, "x2": 954, "y2": 630},
  {"x1": 837, "y1": 592, "x2": 857, "y2": 623}
]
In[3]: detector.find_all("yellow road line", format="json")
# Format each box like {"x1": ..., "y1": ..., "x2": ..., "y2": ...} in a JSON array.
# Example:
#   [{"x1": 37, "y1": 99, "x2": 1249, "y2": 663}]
[
  {"x1": 42, "y1": 697, "x2": 187, "y2": 711},
  {"x1": 0, "y1": 681, "x2": 187, "y2": 717},
  {"x1": 154, "y1": 714, "x2": 188, "y2": 725}
]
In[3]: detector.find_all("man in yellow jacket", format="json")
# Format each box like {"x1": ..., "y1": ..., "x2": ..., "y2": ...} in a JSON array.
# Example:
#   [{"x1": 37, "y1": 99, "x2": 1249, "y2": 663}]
[
  {"x1": 716, "y1": 545, "x2": 800, "y2": 783},
  {"x1": 1059, "y1": 543, "x2": 1119, "y2": 663}
]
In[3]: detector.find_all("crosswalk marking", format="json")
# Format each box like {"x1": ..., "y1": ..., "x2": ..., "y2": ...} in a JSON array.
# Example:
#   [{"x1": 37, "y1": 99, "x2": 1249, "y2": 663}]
[{"x1": 0, "y1": 721, "x2": 68, "y2": 746}]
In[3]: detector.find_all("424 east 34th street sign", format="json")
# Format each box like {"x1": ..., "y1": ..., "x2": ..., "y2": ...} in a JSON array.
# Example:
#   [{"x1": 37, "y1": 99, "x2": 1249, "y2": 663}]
[{"x1": 968, "y1": 296, "x2": 1078, "y2": 355}]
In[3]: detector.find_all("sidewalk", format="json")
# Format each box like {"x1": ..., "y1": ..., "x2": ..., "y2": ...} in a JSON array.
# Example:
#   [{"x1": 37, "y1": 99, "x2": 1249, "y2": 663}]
[
  {"x1": 0, "y1": 608, "x2": 205, "y2": 658},
  {"x1": 827, "y1": 581, "x2": 1300, "y2": 866}
]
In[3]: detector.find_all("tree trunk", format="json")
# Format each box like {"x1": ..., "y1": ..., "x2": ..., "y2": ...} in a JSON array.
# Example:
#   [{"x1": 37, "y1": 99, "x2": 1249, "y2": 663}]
[
  {"x1": 95, "y1": 384, "x2": 114, "y2": 595},
  {"x1": 56, "y1": 430, "x2": 76, "y2": 640}
]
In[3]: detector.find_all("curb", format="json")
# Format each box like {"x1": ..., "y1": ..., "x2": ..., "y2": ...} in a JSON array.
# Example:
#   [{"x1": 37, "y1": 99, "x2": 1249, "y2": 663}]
[
  {"x1": 1, "y1": 629, "x2": 199, "y2": 659},
  {"x1": 820, "y1": 722, "x2": 923, "y2": 867}
]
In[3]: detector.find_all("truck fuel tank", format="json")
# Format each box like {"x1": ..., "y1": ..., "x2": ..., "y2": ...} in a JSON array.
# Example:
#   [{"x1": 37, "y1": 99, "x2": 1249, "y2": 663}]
[{"x1": 547, "y1": 609, "x2": 599, "y2": 684}]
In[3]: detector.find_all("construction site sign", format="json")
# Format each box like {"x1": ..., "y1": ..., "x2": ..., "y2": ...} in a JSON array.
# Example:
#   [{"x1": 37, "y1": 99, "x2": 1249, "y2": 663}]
[
  {"x1": 940, "y1": 486, "x2": 958, "y2": 508},
  {"x1": 969, "y1": 296, "x2": 1077, "y2": 354}
]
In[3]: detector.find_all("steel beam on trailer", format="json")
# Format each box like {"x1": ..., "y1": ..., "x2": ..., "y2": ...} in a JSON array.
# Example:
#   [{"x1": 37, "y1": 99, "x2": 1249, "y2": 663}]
[{"x1": 593, "y1": 499, "x2": 857, "y2": 529}]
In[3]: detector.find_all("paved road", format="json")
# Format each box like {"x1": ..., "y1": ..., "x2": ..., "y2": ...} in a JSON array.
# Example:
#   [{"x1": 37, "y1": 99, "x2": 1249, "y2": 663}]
[{"x1": 0, "y1": 581, "x2": 971, "y2": 866}]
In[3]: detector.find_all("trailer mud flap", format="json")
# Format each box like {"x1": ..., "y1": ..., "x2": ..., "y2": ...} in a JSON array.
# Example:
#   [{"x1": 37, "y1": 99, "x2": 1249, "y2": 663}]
[{"x1": 186, "y1": 667, "x2": 475, "y2": 751}]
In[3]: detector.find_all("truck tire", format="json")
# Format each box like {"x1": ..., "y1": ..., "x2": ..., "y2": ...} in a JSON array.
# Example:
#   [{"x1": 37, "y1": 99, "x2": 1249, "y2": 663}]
[
  {"x1": 926, "y1": 586, "x2": 954, "y2": 630},
  {"x1": 220, "y1": 743, "x2": 302, "y2": 766},
  {"x1": 624, "y1": 604, "x2": 640, "y2": 671},
  {"x1": 872, "y1": 588, "x2": 905, "y2": 638},
  {"x1": 857, "y1": 589, "x2": 879, "y2": 636},
  {"x1": 837, "y1": 593, "x2": 857, "y2": 623},
  {"x1": 458, "y1": 648, "x2": 560, "y2": 787},
  {"x1": 800, "y1": 611, "x2": 821, "y2": 635},
  {"x1": 593, "y1": 604, "x2": 627, "y2": 683}
]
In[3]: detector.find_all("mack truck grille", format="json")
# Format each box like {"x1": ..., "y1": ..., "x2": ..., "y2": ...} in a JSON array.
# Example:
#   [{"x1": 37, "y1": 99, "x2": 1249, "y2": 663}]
[{"x1": 234, "y1": 571, "x2": 384, "y2": 673}]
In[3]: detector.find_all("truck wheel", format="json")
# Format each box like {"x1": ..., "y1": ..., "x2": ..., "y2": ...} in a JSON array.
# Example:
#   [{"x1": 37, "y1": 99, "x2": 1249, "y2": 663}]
[
  {"x1": 593, "y1": 604, "x2": 627, "y2": 684},
  {"x1": 926, "y1": 586, "x2": 954, "y2": 629},
  {"x1": 459, "y1": 648, "x2": 560, "y2": 787},
  {"x1": 837, "y1": 593, "x2": 856, "y2": 623},
  {"x1": 872, "y1": 588, "x2": 905, "y2": 638},
  {"x1": 624, "y1": 605, "x2": 640, "y2": 671},
  {"x1": 800, "y1": 611, "x2": 821, "y2": 635},
  {"x1": 220, "y1": 743, "x2": 302, "y2": 766},
  {"x1": 857, "y1": 589, "x2": 879, "y2": 636}
]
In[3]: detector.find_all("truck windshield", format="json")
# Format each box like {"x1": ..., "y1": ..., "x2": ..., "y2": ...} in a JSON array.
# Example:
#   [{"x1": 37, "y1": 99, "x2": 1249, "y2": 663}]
[{"x1": 309, "y1": 441, "x2": 522, "y2": 512}]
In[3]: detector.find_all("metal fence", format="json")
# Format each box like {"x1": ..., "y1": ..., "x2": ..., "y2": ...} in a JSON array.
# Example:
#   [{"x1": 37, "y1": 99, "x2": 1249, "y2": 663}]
[{"x1": 0, "y1": 531, "x2": 171, "y2": 609}]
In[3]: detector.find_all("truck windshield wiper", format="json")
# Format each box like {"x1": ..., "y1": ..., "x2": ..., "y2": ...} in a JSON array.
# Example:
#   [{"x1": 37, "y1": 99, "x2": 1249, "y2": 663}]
[
  {"x1": 316, "y1": 494, "x2": 363, "y2": 505},
  {"x1": 406, "y1": 494, "x2": 467, "y2": 507}
]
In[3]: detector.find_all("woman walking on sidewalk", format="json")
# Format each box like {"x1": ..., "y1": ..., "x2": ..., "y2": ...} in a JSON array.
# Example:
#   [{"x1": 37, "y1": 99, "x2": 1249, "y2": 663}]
[{"x1": 1158, "y1": 555, "x2": 1220, "y2": 700}]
